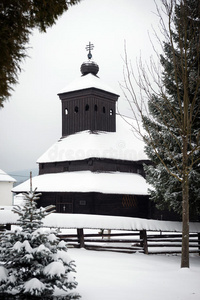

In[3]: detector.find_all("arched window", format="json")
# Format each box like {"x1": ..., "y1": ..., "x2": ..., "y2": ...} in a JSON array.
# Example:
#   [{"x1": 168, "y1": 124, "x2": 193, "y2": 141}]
[
  {"x1": 65, "y1": 108, "x2": 68, "y2": 115},
  {"x1": 109, "y1": 108, "x2": 113, "y2": 116},
  {"x1": 103, "y1": 106, "x2": 106, "y2": 113},
  {"x1": 74, "y1": 106, "x2": 78, "y2": 113},
  {"x1": 85, "y1": 104, "x2": 89, "y2": 111},
  {"x1": 94, "y1": 104, "x2": 98, "y2": 111}
]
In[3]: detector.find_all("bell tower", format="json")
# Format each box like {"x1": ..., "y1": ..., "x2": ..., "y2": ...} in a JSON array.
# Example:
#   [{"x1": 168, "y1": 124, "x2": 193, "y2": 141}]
[{"x1": 58, "y1": 42, "x2": 119, "y2": 137}]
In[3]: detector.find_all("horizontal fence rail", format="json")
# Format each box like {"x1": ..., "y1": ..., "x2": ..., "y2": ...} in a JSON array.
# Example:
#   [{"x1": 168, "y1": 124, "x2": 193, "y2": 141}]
[
  {"x1": 58, "y1": 229, "x2": 200, "y2": 255},
  {"x1": 58, "y1": 230, "x2": 145, "y2": 254},
  {"x1": 1, "y1": 223, "x2": 199, "y2": 255},
  {"x1": 146, "y1": 233, "x2": 200, "y2": 254}
]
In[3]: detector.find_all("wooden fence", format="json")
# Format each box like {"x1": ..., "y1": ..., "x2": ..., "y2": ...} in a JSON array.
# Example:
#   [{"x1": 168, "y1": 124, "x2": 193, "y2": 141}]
[
  {"x1": 1, "y1": 222, "x2": 199, "y2": 255},
  {"x1": 58, "y1": 229, "x2": 200, "y2": 255}
]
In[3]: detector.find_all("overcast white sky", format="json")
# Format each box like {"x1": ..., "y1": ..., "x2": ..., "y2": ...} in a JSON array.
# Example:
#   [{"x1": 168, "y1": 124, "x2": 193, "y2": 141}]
[{"x1": 0, "y1": 0, "x2": 161, "y2": 175}]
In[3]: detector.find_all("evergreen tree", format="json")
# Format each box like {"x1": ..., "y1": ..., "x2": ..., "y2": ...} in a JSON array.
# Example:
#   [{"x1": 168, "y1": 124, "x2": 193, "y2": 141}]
[
  {"x1": 143, "y1": 0, "x2": 200, "y2": 221},
  {"x1": 0, "y1": 188, "x2": 80, "y2": 299},
  {"x1": 121, "y1": 0, "x2": 200, "y2": 267},
  {"x1": 141, "y1": 0, "x2": 200, "y2": 267},
  {"x1": 0, "y1": 0, "x2": 81, "y2": 107}
]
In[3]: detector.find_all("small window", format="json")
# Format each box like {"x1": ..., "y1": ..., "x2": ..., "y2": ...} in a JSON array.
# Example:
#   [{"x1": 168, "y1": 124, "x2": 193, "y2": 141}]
[
  {"x1": 80, "y1": 200, "x2": 86, "y2": 206},
  {"x1": 74, "y1": 106, "x2": 78, "y2": 113},
  {"x1": 109, "y1": 108, "x2": 113, "y2": 116},
  {"x1": 85, "y1": 104, "x2": 89, "y2": 111},
  {"x1": 94, "y1": 104, "x2": 98, "y2": 111},
  {"x1": 65, "y1": 108, "x2": 68, "y2": 115},
  {"x1": 103, "y1": 106, "x2": 106, "y2": 113}
]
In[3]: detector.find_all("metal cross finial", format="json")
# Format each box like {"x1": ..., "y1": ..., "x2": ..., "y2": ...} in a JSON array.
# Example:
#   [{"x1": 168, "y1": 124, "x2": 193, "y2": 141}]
[{"x1": 86, "y1": 42, "x2": 94, "y2": 60}]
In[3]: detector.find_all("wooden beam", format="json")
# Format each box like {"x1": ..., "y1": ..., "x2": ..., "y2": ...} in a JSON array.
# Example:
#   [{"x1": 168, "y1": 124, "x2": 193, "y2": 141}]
[
  {"x1": 77, "y1": 228, "x2": 85, "y2": 248},
  {"x1": 140, "y1": 230, "x2": 148, "y2": 254}
]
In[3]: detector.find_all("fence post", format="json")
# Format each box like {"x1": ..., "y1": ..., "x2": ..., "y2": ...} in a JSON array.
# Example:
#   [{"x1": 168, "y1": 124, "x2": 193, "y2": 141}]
[
  {"x1": 6, "y1": 224, "x2": 11, "y2": 230},
  {"x1": 140, "y1": 230, "x2": 148, "y2": 254},
  {"x1": 77, "y1": 228, "x2": 85, "y2": 248}
]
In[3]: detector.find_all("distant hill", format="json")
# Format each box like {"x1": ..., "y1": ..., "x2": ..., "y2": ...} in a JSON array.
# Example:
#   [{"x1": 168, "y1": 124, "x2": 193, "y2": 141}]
[{"x1": 9, "y1": 168, "x2": 38, "y2": 187}]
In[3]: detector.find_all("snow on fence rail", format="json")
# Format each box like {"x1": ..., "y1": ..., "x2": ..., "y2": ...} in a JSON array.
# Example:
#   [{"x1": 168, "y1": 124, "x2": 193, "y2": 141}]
[
  {"x1": 0, "y1": 210, "x2": 200, "y2": 255},
  {"x1": 0, "y1": 210, "x2": 200, "y2": 233}
]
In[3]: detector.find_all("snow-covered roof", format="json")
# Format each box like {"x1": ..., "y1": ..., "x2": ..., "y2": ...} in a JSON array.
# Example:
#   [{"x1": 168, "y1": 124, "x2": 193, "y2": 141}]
[
  {"x1": 12, "y1": 171, "x2": 149, "y2": 195},
  {"x1": 0, "y1": 169, "x2": 16, "y2": 182},
  {"x1": 0, "y1": 211, "x2": 199, "y2": 232},
  {"x1": 58, "y1": 73, "x2": 119, "y2": 96},
  {"x1": 37, "y1": 115, "x2": 148, "y2": 164}
]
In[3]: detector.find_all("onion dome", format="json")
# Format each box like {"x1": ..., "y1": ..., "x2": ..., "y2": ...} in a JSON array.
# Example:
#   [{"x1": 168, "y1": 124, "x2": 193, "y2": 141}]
[{"x1": 80, "y1": 60, "x2": 99, "y2": 76}]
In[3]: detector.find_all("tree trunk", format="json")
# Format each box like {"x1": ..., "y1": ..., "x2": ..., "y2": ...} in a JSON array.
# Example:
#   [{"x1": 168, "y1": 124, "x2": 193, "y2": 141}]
[{"x1": 181, "y1": 139, "x2": 190, "y2": 268}]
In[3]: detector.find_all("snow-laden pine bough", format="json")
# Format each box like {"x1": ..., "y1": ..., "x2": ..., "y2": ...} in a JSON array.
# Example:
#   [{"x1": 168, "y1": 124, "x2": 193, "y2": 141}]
[{"x1": 0, "y1": 189, "x2": 81, "y2": 300}]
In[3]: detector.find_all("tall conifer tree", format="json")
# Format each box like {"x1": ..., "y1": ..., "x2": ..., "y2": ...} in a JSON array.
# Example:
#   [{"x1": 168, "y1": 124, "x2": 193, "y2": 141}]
[
  {"x1": 121, "y1": 0, "x2": 200, "y2": 267},
  {"x1": 144, "y1": 0, "x2": 200, "y2": 219},
  {"x1": 143, "y1": 0, "x2": 200, "y2": 266}
]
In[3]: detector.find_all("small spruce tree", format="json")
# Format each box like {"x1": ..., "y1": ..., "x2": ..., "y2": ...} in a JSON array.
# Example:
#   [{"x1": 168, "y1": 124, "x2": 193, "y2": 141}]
[{"x1": 0, "y1": 188, "x2": 80, "y2": 300}]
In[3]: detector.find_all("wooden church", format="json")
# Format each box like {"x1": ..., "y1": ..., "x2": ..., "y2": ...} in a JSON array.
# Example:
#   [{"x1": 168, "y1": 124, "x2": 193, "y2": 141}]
[{"x1": 13, "y1": 43, "x2": 166, "y2": 219}]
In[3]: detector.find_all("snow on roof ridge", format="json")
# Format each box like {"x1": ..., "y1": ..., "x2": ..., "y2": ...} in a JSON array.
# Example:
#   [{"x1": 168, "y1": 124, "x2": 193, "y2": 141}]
[
  {"x1": 0, "y1": 169, "x2": 16, "y2": 182},
  {"x1": 58, "y1": 73, "x2": 119, "y2": 96}
]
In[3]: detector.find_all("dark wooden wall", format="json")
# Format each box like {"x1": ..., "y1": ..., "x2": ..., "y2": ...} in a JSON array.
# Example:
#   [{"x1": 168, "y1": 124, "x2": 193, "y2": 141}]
[
  {"x1": 37, "y1": 191, "x2": 150, "y2": 218},
  {"x1": 58, "y1": 88, "x2": 118, "y2": 137},
  {"x1": 37, "y1": 191, "x2": 181, "y2": 221},
  {"x1": 39, "y1": 157, "x2": 148, "y2": 177}
]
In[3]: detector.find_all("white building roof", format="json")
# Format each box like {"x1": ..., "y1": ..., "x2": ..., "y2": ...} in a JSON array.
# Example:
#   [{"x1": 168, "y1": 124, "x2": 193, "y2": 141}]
[
  {"x1": 12, "y1": 171, "x2": 150, "y2": 195},
  {"x1": 37, "y1": 115, "x2": 148, "y2": 164},
  {"x1": 0, "y1": 169, "x2": 16, "y2": 183},
  {"x1": 58, "y1": 73, "x2": 119, "y2": 96}
]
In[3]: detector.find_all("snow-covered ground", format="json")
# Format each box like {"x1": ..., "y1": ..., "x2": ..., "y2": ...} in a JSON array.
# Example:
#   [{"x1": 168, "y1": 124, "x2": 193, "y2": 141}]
[
  {"x1": 69, "y1": 248, "x2": 200, "y2": 300},
  {"x1": 0, "y1": 210, "x2": 199, "y2": 299}
]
